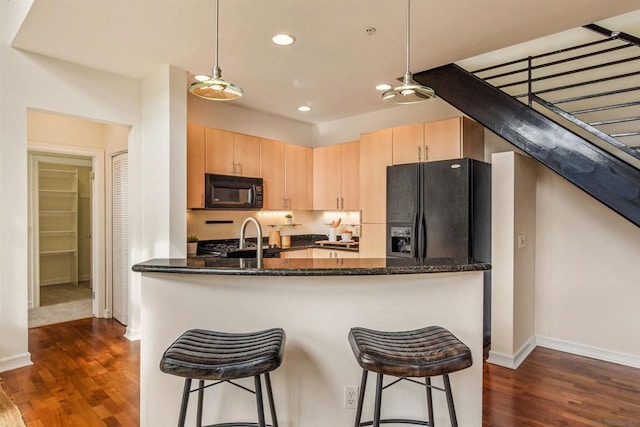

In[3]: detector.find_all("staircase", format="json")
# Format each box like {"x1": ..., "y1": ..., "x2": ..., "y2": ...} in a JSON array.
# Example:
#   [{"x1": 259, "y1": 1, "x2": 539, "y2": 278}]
[{"x1": 413, "y1": 24, "x2": 640, "y2": 228}]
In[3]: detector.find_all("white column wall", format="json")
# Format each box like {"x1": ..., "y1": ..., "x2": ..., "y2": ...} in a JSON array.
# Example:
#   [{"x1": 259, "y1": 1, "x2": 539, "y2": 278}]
[
  {"x1": 0, "y1": 1, "x2": 144, "y2": 369},
  {"x1": 125, "y1": 65, "x2": 187, "y2": 341}
]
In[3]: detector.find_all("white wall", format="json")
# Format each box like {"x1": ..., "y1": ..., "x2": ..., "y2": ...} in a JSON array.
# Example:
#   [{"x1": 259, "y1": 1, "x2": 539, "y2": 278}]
[
  {"x1": 534, "y1": 166, "x2": 640, "y2": 365},
  {"x1": 312, "y1": 98, "x2": 461, "y2": 146},
  {"x1": 0, "y1": 1, "x2": 143, "y2": 371},
  {"x1": 485, "y1": 129, "x2": 640, "y2": 367},
  {"x1": 188, "y1": 95, "x2": 313, "y2": 147}
]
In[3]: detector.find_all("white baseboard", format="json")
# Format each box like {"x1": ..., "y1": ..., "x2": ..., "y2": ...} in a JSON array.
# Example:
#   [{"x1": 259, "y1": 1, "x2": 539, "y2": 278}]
[
  {"x1": 124, "y1": 326, "x2": 140, "y2": 342},
  {"x1": 78, "y1": 274, "x2": 91, "y2": 282},
  {"x1": 487, "y1": 336, "x2": 536, "y2": 369},
  {"x1": 0, "y1": 353, "x2": 33, "y2": 373},
  {"x1": 536, "y1": 335, "x2": 640, "y2": 369},
  {"x1": 41, "y1": 277, "x2": 71, "y2": 286}
]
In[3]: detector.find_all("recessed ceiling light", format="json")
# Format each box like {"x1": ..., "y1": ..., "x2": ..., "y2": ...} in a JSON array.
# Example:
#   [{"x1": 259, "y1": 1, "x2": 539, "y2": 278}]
[
  {"x1": 298, "y1": 106, "x2": 311, "y2": 112},
  {"x1": 376, "y1": 83, "x2": 392, "y2": 91},
  {"x1": 272, "y1": 33, "x2": 296, "y2": 46},
  {"x1": 194, "y1": 74, "x2": 212, "y2": 82}
]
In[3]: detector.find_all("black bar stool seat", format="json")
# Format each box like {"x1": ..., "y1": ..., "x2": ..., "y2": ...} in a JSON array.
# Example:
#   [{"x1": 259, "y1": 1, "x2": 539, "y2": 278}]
[
  {"x1": 161, "y1": 328, "x2": 285, "y2": 427},
  {"x1": 348, "y1": 325, "x2": 472, "y2": 427}
]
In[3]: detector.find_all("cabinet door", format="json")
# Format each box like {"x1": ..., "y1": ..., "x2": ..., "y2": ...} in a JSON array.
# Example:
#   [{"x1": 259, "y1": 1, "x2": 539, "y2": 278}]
[
  {"x1": 306, "y1": 147, "x2": 314, "y2": 210},
  {"x1": 392, "y1": 123, "x2": 424, "y2": 165},
  {"x1": 359, "y1": 129, "x2": 392, "y2": 223},
  {"x1": 280, "y1": 249, "x2": 311, "y2": 259},
  {"x1": 205, "y1": 128, "x2": 235, "y2": 175},
  {"x1": 234, "y1": 133, "x2": 261, "y2": 177},
  {"x1": 461, "y1": 117, "x2": 485, "y2": 161},
  {"x1": 260, "y1": 138, "x2": 285, "y2": 210},
  {"x1": 337, "y1": 250, "x2": 359, "y2": 259},
  {"x1": 424, "y1": 117, "x2": 462, "y2": 161},
  {"x1": 313, "y1": 144, "x2": 341, "y2": 210},
  {"x1": 340, "y1": 141, "x2": 360, "y2": 211},
  {"x1": 187, "y1": 123, "x2": 205, "y2": 208},
  {"x1": 358, "y1": 223, "x2": 387, "y2": 258},
  {"x1": 285, "y1": 144, "x2": 309, "y2": 210}
]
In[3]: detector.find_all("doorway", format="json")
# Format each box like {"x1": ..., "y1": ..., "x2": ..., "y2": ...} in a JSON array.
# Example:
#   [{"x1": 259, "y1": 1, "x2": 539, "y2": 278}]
[
  {"x1": 26, "y1": 109, "x2": 130, "y2": 331},
  {"x1": 28, "y1": 153, "x2": 95, "y2": 327}
]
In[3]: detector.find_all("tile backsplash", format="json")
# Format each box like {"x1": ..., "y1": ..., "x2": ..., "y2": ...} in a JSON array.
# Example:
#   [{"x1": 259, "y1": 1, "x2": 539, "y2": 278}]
[{"x1": 187, "y1": 210, "x2": 360, "y2": 241}]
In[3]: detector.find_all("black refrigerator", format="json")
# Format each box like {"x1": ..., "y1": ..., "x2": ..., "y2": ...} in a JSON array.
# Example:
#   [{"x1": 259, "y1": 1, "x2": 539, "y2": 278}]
[{"x1": 386, "y1": 158, "x2": 491, "y2": 345}]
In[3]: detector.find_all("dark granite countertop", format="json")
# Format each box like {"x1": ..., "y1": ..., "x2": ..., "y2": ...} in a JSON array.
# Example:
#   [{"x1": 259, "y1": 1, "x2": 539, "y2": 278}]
[{"x1": 132, "y1": 257, "x2": 491, "y2": 276}]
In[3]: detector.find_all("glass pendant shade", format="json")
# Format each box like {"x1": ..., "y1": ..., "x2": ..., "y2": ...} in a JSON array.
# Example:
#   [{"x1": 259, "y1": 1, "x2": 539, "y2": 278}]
[
  {"x1": 189, "y1": 0, "x2": 243, "y2": 101},
  {"x1": 189, "y1": 66, "x2": 243, "y2": 101},
  {"x1": 383, "y1": 0, "x2": 434, "y2": 104},
  {"x1": 382, "y1": 71, "x2": 435, "y2": 104}
]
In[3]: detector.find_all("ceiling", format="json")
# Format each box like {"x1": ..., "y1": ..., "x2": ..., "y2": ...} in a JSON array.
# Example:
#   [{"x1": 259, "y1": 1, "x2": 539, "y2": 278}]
[{"x1": 11, "y1": 0, "x2": 640, "y2": 125}]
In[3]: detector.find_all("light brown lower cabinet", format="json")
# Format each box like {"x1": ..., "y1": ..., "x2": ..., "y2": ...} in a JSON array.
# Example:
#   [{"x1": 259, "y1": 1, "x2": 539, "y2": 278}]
[
  {"x1": 311, "y1": 248, "x2": 359, "y2": 259},
  {"x1": 280, "y1": 249, "x2": 312, "y2": 259},
  {"x1": 357, "y1": 223, "x2": 387, "y2": 258}
]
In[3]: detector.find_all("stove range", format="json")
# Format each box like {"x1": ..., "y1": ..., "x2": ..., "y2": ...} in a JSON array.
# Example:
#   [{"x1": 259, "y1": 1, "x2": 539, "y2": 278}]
[{"x1": 198, "y1": 240, "x2": 279, "y2": 258}]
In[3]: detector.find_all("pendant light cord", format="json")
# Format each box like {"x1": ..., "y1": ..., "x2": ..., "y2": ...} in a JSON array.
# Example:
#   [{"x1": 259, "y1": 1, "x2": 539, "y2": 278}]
[
  {"x1": 405, "y1": 0, "x2": 411, "y2": 74},
  {"x1": 214, "y1": 0, "x2": 220, "y2": 70}
]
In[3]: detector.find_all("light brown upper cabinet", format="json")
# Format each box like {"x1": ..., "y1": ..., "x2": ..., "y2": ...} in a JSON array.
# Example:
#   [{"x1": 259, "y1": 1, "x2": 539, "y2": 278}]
[
  {"x1": 285, "y1": 143, "x2": 311, "y2": 210},
  {"x1": 260, "y1": 138, "x2": 285, "y2": 210},
  {"x1": 391, "y1": 123, "x2": 424, "y2": 165},
  {"x1": 392, "y1": 117, "x2": 484, "y2": 165},
  {"x1": 359, "y1": 128, "x2": 392, "y2": 224},
  {"x1": 313, "y1": 141, "x2": 359, "y2": 211},
  {"x1": 187, "y1": 123, "x2": 206, "y2": 209},
  {"x1": 260, "y1": 139, "x2": 311, "y2": 210},
  {"x1": 205, "y1": 128, "x2": 260, "y2": 177}
]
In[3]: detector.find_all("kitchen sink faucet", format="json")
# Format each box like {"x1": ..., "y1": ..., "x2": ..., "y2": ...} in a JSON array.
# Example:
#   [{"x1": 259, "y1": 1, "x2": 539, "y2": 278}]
[{"x1": 239, "y1": 216, "x2": 263, "y2": 268}]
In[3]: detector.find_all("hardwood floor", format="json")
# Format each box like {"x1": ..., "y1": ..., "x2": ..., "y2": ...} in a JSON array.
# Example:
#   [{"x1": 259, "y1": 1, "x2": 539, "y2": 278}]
[
  {"x1": 483, "y1": 347, "x2": 640, "y2": 426},
  {"x1": 0, "y1": 319, "x2": 139, "y2": 426},
  {"x1": 1, "y1": 318, "x2": 639, "y2": 426}
]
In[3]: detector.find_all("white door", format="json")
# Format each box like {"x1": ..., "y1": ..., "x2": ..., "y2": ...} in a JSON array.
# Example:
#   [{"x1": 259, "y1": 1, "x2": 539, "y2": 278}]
[{"x1": 112, "y1": 153, "x2": 129, "y2": 325}]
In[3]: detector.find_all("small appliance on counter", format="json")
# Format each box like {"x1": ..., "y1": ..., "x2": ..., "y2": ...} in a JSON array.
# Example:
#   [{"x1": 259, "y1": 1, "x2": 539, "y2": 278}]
[{"x1": 268, "y1": 230, "x2": 281, "y2": 247}]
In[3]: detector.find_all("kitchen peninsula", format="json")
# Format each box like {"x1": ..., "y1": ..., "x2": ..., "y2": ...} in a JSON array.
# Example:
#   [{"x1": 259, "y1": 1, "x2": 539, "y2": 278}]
[{"x1": 134, "y1": 257, "x2": 490, "y2": 427}]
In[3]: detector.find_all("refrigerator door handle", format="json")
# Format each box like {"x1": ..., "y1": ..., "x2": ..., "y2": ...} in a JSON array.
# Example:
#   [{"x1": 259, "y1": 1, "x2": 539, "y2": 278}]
[
  {"x1": 412, "y1": 212, "x2": 420, "y2": 258},
  {"x1": 421, "y1": 213, "x2": 427, "y2": 258},
  {"x1": 417, "y1": 212, "x2": 427, "y2": 258}
]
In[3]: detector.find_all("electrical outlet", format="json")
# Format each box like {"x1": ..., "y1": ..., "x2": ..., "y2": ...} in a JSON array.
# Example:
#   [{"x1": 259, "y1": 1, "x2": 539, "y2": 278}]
[{"x1": 344, "y1": 385, "x2": 359, "y2": 409}]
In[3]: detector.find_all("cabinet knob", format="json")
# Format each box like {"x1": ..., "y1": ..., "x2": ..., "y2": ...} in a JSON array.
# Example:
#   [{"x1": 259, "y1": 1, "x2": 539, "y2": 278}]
[
  {"x1": 231, "y1": 162, "x2": 236, "y2": 174},
  {"x1": 336, "y1": 197, "x2": 340, "y2": 210},
  {"x1": 418, "y1": 146, "x2": 421, "y2": 162}
]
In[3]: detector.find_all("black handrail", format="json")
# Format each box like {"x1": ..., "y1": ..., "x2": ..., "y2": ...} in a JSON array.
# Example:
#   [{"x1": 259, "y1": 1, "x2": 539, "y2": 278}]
[{"x1": 469, "y1": 23, "x2": 640, "y2": 160}]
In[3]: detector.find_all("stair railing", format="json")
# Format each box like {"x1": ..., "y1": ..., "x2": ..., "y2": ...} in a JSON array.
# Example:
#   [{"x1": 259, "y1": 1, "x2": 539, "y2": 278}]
[{"x1": 470, "y1": 24, "x2": 640, "y2": 163}]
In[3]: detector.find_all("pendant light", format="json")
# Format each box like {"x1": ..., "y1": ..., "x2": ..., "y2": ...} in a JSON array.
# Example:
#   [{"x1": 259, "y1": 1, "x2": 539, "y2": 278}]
[
  {"x1": 189, "y1": 0, "x2": 243, "y2": 101},
  {"x1": 382, "y1": 0, "x2": 435, "y2": 104}
]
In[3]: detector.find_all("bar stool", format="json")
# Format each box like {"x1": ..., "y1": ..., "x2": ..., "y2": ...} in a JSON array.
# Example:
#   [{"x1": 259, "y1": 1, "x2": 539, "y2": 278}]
[
  {"x1": 348, "y1": 325, "x2": 472, "y2": 427},
  {"x1": 160, "y1": 328, "x2": 285, "y2": 427}
]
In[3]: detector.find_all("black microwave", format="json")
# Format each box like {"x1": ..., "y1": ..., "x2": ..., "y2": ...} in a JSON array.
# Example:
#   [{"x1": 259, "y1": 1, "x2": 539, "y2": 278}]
[{"x1": 205, "y1": 174, "x2": 263, "y2": 209}]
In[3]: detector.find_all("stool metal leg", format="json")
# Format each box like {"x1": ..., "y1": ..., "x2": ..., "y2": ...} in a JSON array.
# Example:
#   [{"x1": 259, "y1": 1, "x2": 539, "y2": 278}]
[
  {"x1": 442, "y1": 374, "x2": 458, "y2": 427},
  {"x1": 196, "y1": 379, "x2": 204, "y2": 427},
  {"x1": 425, "y1": 377, "x2": 434, "y2": 426},
  {"x1": 354, "y1": 369, "x2": 368, "y2": 427},
  {"x1": 178, "y1": 378, "x2": 192, "y2": 427},
  {"x1": 264, "y1": 372, "x2": 279, "y2": 427},
  {"x1": 254, "y1": 375, "x2": 267, "y2": 427},
  {"x1": 373, "y1": 373, "x2": 384, "y2": 427}
]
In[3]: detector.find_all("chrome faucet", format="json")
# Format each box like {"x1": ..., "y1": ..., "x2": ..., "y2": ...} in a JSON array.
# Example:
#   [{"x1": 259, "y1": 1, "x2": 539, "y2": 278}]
[{"x1": 239, "y1": 216, "x2": 263, "y2": 268}]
